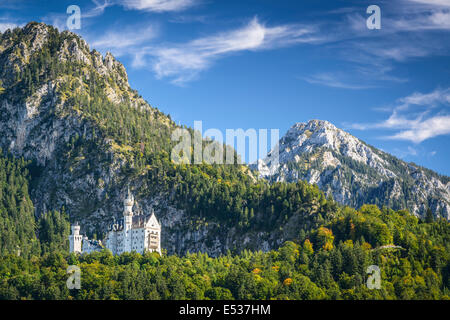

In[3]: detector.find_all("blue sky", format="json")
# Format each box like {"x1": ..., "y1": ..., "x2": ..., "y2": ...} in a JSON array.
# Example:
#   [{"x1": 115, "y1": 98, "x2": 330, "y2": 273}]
[{"x1": 1, "y1": 0, "x2": 449, "y2": 175}]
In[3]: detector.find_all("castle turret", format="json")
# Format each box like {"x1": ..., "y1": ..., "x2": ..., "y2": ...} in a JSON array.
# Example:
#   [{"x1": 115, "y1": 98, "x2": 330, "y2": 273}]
[
  {"x1": 124, "y1": 187, "x2": 134, "y2": 217},
  {"x1": 69, "y1": 222, "x2": 82, "y2": 253},
  {"x1": 146, "y1": 208, "x2": 162, "y2": 254},
  {"x1": 123, "y1": 187, "x2": 134, "y2": 252}
]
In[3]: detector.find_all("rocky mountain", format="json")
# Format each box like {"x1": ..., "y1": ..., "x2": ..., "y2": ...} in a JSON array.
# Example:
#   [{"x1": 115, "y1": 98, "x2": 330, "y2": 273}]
[
  {"x1": 253, "y1": 120, "x2": 450, "y2": 219},
  {"x1": 0, "y1": 22, "x2": 337, "y2": 256}
]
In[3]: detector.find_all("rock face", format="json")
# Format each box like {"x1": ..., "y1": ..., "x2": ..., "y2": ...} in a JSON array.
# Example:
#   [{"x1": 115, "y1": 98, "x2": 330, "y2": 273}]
[
  {"x1": 0, "y1": 23, "x2": 156, "y2": 231},
  {"x1": 253, "y1": 120, "x2": 450, "y2": 220}
]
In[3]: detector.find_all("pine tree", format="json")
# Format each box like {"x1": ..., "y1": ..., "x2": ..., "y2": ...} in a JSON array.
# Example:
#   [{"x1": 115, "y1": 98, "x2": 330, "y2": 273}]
[{"x1": 426, "y1": 208, "x2": 434, "y2": 223}]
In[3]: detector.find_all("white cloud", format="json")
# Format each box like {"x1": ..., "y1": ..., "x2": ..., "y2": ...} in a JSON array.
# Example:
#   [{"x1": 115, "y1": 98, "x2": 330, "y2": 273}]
[
  {"x1": 302, "y1": 73, "x2": 375, "y2": 90},
  {"x1": 388, "y1": 10, "x2": 450, "y2": 31},
  {"x1": 144, "y1": 17, "x2": 318, "y2": 84},
  {"x1": 0, "y1": 22, "x2": 18, "y2": 32},
  {"x1": 407, "y1": 0, "x2": 450, "y2": 7},
  {"x1": 350, "y1": 112, "x2": 423, "y2": 130},
  {"x1": 317, "y1": 1, "x2": 450, "y2": 88},
  {"x1": 53, "y1": 0, "x2": 197, "y2": 24},
  {"x1": 387, "y1": 115, "x2": 450, "y2": 143},
  {"x1": 398, "y1": 88, "x2": 450, "y2": 110},
  {"x1": 91, "y1": 25, "x2": 158, "y2": 51},
  {"x1": 84, "y1": 0, "x2": 114, "y2": 18},
  {"x1": 427, "y1": 11, "x2": 450, "y2": 28},
  {"x1": 120, "y1": 0, "x2": 198, "y2": 12},
  {"x1": 365, "y1": 43, "x2": 432, "y2": 62},
  {"x1": 350, "y1": 87, "x2": 450, "y2": 143}
]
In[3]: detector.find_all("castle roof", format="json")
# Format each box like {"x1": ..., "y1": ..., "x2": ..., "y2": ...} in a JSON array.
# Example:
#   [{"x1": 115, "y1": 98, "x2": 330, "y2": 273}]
[
  {"x1": 84, "y1": 239, "x2": 103, "y2": 249},
  {"x1": 109, "y1": 211, "x2": 160, "y2": 231},
  {"x1": 132, "y1": 212, "x2": 160, "y2": 229}
]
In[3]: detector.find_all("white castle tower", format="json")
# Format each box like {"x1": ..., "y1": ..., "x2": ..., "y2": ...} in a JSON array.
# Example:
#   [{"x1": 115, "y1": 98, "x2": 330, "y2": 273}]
[
  {"x1": 69, "y1": 222, "x2": 82, "y2": 253},
  {"x1": 123, "y1": 187, "x2": 134, "y2": 253},
  {"x1": 147, "y1": 209, "x2": 162, "y2": 254}
]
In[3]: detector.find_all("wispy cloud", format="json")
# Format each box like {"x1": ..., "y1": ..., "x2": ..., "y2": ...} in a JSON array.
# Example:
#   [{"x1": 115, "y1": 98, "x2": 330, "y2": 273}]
[
  {"x1": 87, "y1": 0, "x2": 199, "y2": 15},
  {"x1": 138, "y1": 17, "x2": 319, "y2": 84},
  {"x1": 74, "y1": 0, "x2": 450, "y2": 87},
  {"x1": 407, "y1": 0, "x2": 450, "y2": 7},
  {"x1": 44, "y1": 0, "x2": 195, "y2": 32},
  {"x1": 119, "y1": 0, "x2": 199, "y2": 12},
  {"x1": 41, "y1": 1, "x2": 111, "y2": 32},
  {"x1": 350, "y1": 88, "x2": 450, "y2": 143},
  {"x1": 90, "y1": 25, "x2": 158, "y2": 53},
  {"x1": 303, "y1": 1, "x2": 450, "y2": 89},
  {"x1": 302, "y1": 73, "x2": 375, "y2": 90},
  {"x1": 386, "y1": 115, "x2": 450, "y2": 143},
  {"x1": 0, "y1": 14, "x2": 23, "y2": 33},
  {"x1": 0, "y1": 22, "x2": 18, "y2": 32},
  {"x1": 84, "y1": 0, "x2": 114, "y2": 18},
  {"x1": 168, "y1": 14, "x2": 211, "y2": 24},
  {"x1": 397, "y1": 87, "x2": 450, "y2": 110},
  {"x1": 387, "y1": 10, "x2": 450, "y2": 32}
]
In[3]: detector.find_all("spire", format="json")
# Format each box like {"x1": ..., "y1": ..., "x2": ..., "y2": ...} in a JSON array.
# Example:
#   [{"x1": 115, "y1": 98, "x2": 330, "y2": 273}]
[
  {"x1": 147, "y1": 207, "x2": 160, "y2": 229},
  {"x1": 71, "y1": 222, "x2": 80, "y2": 235},
  {"x1": 127, "y1": 185, "x2": 132, "y2": 199},
  {"x1": 124, "y1": 185, "x2": 134, "y2": 217},
  {"x1": 124, "y1": 186, "x2": 134, "y2": 206}
]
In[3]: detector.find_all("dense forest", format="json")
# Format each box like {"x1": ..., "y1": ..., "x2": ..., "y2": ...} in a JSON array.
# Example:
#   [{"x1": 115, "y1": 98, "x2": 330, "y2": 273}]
[
  {"x1": 0, "y1": 151, "x2": 449, "y2": 300},
  {"x1": 0, "y1": 151, "x2": 70, "y2": 259},
  {"x1": 0, "y1": 151, "x2": 38, "y2": 257},
  {"x1": 0, "y1": 205, "x2": 448, "y2": 300}
]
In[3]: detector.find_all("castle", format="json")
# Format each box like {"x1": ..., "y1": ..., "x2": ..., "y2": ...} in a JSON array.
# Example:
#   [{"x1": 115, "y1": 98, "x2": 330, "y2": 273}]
[{"x1": 69, "y1": 189, "x2": 161, "y2": 255}]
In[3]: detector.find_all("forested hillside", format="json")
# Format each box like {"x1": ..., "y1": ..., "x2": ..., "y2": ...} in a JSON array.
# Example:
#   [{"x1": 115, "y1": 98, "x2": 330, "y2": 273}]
[
  {"x1": 1, "y1": 147, "x2": 448, "y2": 300},
  {"x1": 0, "y1": 203, "x2": 448, "y2": 300},
  {"x1": 0, "y1": 151, "x2": 38, "y2": 257},
  {"x1": 0, "y1": 151, "x2": 70, "y2": 258}
]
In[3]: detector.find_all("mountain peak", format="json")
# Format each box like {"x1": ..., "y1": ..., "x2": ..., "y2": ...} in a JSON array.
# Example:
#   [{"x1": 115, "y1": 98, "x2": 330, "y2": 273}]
[
  {"x1": 0, "y1": 22, "x2": 138, "y2": 106},
  {"x1": 254, "y1": 119, "x2": 450, "y2": 219},
  {"x1": 23, "y1": 21, "x2": 48, "y2": 34},
  {"x1": 294, "y1": 119, "x2": 334, "y2": 128},
  {"x1": 289, "y1": 119, "x2": 335, "y2": 134},
  {"x1": 281, "y1": 119, "x2": 365, "y2": 157}
]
